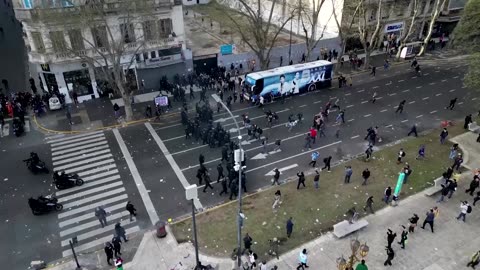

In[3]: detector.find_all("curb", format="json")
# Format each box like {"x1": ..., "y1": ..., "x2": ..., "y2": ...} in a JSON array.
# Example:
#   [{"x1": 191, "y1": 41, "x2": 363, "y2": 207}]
[{"x1": 33, "y1": 115, "x2": 156, "y2": 135}]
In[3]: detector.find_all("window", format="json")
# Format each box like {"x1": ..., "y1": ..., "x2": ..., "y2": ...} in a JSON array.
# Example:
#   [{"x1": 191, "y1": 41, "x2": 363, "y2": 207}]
[
  {"x1": 91, "y1": 26, "x2": 109, "y2": 48},
  {"x1": 68, "y1": 29, "x2": 84, "y2": 51},
  {"x1": 135, "y1": 54, "x2": 141, "y2": 62},
  {"x1": 150, "y1": 51, "x2": 156, "y2": 58},
  {"x1": 49, "y1": 31, "x2": 67, "y2": 52},
  {"x1": 159, "y1": 19, "x2": 172, "y2": 38},
  {"x1": 31, "y1": 32, "x2": 45, "y2": 53},
  {"x1": 143, "y1": 21, "x2": 158, "y2": 41},
  {"x1": 143, "y1": 52, "x2": 149, "y2": 60},
  {"x1": 120, "y1": 23, "x2": 136, "y2": 43}
]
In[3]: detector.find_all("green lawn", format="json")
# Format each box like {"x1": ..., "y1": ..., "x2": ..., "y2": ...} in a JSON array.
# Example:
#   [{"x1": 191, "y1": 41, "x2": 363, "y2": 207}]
[{"x1": 171, "y1": 125, "x2": 465, "y2": 258}]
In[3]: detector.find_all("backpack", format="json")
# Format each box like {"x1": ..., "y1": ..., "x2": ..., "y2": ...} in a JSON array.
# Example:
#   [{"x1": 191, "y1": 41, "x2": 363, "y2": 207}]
[{"x1": 467, "y1": 205, "x2": 472, "y2": 213}]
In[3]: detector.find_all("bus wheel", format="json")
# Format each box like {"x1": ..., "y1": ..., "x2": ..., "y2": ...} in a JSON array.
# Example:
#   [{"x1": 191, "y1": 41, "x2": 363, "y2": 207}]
[{"x1": 308, "y1": 84, "x2": 316, "y2": 92}]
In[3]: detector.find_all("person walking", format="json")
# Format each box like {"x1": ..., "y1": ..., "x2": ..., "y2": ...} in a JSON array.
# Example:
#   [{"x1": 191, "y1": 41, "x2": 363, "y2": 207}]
[
  {"x1": 313, "y1": 170, "x2": 320, "y2": 189},
  {"x1": 464, "y1": 114, "x2": 473, "y2": 129},
  {"x1": 407, "y1": 124, "x2": 418, "y2": 137},
  {"x1": 296, "y1": 172, "x2": 306, "y2": 189},
  {"x1": 66, "y1": 108, "x2": 73, "y2": 125},
  {"x1": 371, "y1": 92, "x2": 377, "y2": 103},
  {"x1": 365, "y1": 145, "x2": 373, "y2": 161},
  {"x1": 447, "y1": 179, "x2": 458, "y2": 198},
  {"x1": 456, "y1": 201, "x2": 471, "y2": 222},
  {"x1": 465, "y1": 177, "x2": 480, "y2": 196},
  {"x1": 440, "y1": 128, "x2": 449, "y2": 144},
  {"x1": 219, "y1": 178, "x2": 228, "y2": 196},
  {"x1": 217, "y1": 163, "x2": 225, "y2": 183},
  {"x1": 203, "y1": 173, "x2": 214, "y2": 192},
  {"x1": 467, "y1": 250, "x2": 480, "y2": 269},
  {"x1": 272, "y1": 168, "x2": 280, "y2": 185},
  {"x1": 386, "y1": 229, "x2": 397, "y2": 248},
  {"x1": 416, "y1": 145, "x2": 426, "y2": 160},
  {"x1": 397, "y1": 148, "x2": 406, "y2": 164},
  {"x1": 446, "y1": 97, "x2": 457, "y2": 110},
  {"x1": 95, "y1": 206, "x2": 108, "y2": 228},
  {"x1": 421, "y1": 208, "x2": 435, "y2": 233},
  {"x1": 449, "y1": 144, "x2": 459, "y2": 159},
  {"x1": 286, "y1": 217, "x2": 294, "y2": 238},
  {"x1": 112, "y1": 236, "x2": 122, "y2": 257},
  {"x1": 384, "y1": 246, "x2": 395, "y2": 266},
  {"x1": 322, "y1": 156, "x2": 332, "y2": 172},
  {"x1": 344, "y1": 166, "x2": 353, "y2": 184},
  {"x1": 361, "y1": 168, "x2": 371, "y2": 185},
  {"x1": 304, "y1": 133, "x2": 312, "y2": 150},
  {"x1": 403, "y1": 163, "x2": 412, "y2": 184},
  {"x1": 408, "y1": 214, "x2": 419, "y2": 233},
  {"x1": 355, "y1": 260, "x2": 368, "y2": 270},
  {"x1": 104, "y1": 242, "x2": 114, "y2": 266},
  {"x1": 242, "y1": 233, "x2": 253, "y2": 254},
  {"x1": 309, "y1": 151, "x2": 319, "y2": 167},
  {"x1": 113, "y1": 103, "x2": 120, "y2": 119},
  {"x1": 436, "y1": 184, "x2": 450, "y2": 203},
  {"x1": 363, "y1": 196, "x2": 374, "y2": 214},
  {"x1": 125, "y1": 201, "x2": 137, "y2": 221},
  {"x1": 452, "y1": 153, "x2": 464, "y2": 171},
  {"x1": 272, "y1": 190, "x2": 282, "y2": 210},
  {"x1": 398, "y1": 225, "x2": 408, "y2": 249},
  {"x1": 370, "y1": 66, "x2": 376, "y2": 76},
  {"x1": 395, "y1": 100, "x2": 406, "y2": 114},
  {"x1": 384, "y1": 186, "x2": 392, "y2": 204},
  {"x1": 309, "y1": 127, "x2": 317, "y2": 144},
  {"x1": 114, "y1": 222, "x2": 128, "y2": 242},
  {"x1": 296, "y1": 249, "x2": 309, "y2": 270}
]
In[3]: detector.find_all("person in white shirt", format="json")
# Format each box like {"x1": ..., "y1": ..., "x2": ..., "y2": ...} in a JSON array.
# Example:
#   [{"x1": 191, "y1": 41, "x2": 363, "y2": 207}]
[{"x1": 457, "y1": 201, "x2": 470, "y2": 222}]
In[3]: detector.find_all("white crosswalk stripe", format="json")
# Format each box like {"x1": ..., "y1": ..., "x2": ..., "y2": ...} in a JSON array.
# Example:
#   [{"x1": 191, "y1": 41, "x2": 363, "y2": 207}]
[
  {"x1": 0, "y1": 120, "x2": 31, "y2": 137},
  {"x1": 49, "y1": 131, "x2": 138, "y2": 258}
]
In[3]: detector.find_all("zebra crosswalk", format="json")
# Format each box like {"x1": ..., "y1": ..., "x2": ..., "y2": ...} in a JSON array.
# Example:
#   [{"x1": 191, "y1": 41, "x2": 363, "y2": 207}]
[{"x1": 46, "y1": 131, "x2": 140, "y2": 257}]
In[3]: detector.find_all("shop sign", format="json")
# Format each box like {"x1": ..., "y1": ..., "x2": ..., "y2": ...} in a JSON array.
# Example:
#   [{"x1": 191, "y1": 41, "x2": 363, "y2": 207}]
[{"x1": 385, "y1": 22, "x2": 404, "y2": 33}]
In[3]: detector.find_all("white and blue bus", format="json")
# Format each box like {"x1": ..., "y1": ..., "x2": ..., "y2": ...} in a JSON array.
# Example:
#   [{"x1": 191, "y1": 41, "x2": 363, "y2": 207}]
[{"x1": 244, "y1": 60, "x2": 333, "y2": 100}]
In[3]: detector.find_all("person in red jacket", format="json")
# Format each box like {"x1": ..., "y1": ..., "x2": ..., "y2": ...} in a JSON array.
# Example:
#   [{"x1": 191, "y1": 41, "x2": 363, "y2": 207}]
[{"x1": 309, "y1": 127, "x2": 317, "y2": 144}]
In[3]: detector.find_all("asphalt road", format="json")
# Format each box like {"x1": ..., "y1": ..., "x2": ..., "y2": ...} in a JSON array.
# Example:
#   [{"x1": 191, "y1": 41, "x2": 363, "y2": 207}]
[{"x1": 132, "y1": 56, "x2": 478, "y2": 215}]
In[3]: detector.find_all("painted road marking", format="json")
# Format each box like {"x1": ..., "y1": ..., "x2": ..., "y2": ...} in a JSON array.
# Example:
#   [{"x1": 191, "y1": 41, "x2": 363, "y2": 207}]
[
  {"x1": 60, "y1": 219, "x2": 135, "y2": 247},
  {"x1": 422, "y1": 97, "x2": 430, "y2": 100},
  {"x1": 429, "y1": 82, "x2": 436, "y2": 85},
  {"x1": 347, "y1": 119, "x2": 355, "y2": 122},
  {"x1": 62, "y1": 187, "x2": 126, "y2": 209},
  {"x1": 430, "y1": 110, "x2": 437, "y2": 114},
  {"x1": 380, "y1": 109, "x2": 388, "y2": 112},
  {"x1": 58, "y1": 201, "x2": 127, "y2": 228},
  {"x1": 453, "y1": 76, "x2": 459, "y2": 79},
  {"x1": 51, "y1": 137, "x2": 106, "y2": 152},
  {"x1": 59, "y1": 211, "x2": 131, "y2": 238},
  {"x1": 299, "y1": 104, "x2": 307, "y2": 107},
  {"x1": 386, "y1": 124, "x2": 393, "y2": 128},
  {"x1": 345, "y1": 93, "x2": 351, "y2": 96},
  {"x1": 264, "y1": 164, "x2": 299, "y2": 176},
  {"x1": 55, "y1": 175, "x2": 121, "y2": 197},
  {"x1": 54, "y1": 154, "x2": 113, "y2": 171},
  {"x1": 46, "y1": 131, "x2": 104, "y2": 144},
  {"x1": 350, "y1": 135, "x2": 360, "y2": 139},
  {"x1": 416, "y1": 86, "x2": 422, "y2": 89},
  {"x1": 436, "y1": 93, "x2": 443, "y2": 96},
  {"x1": 376, "y1": 97, "x2": 383, "y2": 100},
  {"x1": 51, "y1": 145, "x2": 110, "y2": 161},
  {"x1": 58, "y1": 194, "x2": 128, "y2": 219},
  {"x1": 372, "y1": 86, "x2": 379, "y2": 89},
  {"x1": 357, "y1": 89, "x2": 365, "y2": 93},
  {"x1": 402, "y1": 89, "x2": 410, "y2": 93},
  {"x1": 472, "y1": 98, "x2": 478, "y2": 101},
  {"x1": 408, "y1": 101, "x2": 416, "y2": 104},
  {"x1": 416, "y1": 115, "x2": 423, "y2": 118},
  {"x1": 144, "y1": 123, "x2": 203, "y2": 211},
  {"x1": 246, "y1": 141, "x2": 342, "y2": 174},
  {"x1": 50, "y1": 133, "x2": 105, "y2": 147},
  {"x1": 398, "y1": 79, "x2": 404, "y2": 83},
  {"x1": 52, "y1": 149, "x2": 111, "y2": 166},
  {"x1": 401, "y1": 120, "x2": 409, "y2": 123},
  {"x1": 389, "y1": 93, "x2": 397, "y2": 96},
  {"x1": 441, "y1": 79, "x2": 447, "y2": 82},
  {"x1": 412, "y1": 76, "x2": 417, "y2": 79},
  {"x1": 364, "y1": 114, "x2": 372, "y2": 118},
  {"x1": 115, "y1": 127, "x2": 160, "y2": 224},
  {"x1": 361, "y1": 101, "x2": 368, "y2": 104},
  {"x1": 313, "y1": 100, "x2": 323, "y2": 104},
  {"x1": 458, "y1": 102, "x2": 464, "y2": 105},
  {"x1": 77, "y1": 164, "x2": 116, "y2": 177},
  {"x1": 424, "y1": 73, "x2": 430, "y2": 76},
  {"x1": 346, "y1": 104, "x2": 354, "y2": 108},
  {"x1": 51, "y1": 141, "x2": 108, "y2": 156},
  {"x1": 57, "y1": 181, "x2": 124, "y2": 203},
  {"x1": 449, "y1": 89, "x2": 456, "y2": 92}
]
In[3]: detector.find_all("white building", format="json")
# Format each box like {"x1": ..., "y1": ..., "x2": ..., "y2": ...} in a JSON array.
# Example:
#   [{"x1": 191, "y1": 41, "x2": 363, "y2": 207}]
[
  {"x1": 13, "y1": 0, "x2": 189, "y2": 102},
  {"x1": 182, "y1": 0, "x2": 210, "y2": 6}
]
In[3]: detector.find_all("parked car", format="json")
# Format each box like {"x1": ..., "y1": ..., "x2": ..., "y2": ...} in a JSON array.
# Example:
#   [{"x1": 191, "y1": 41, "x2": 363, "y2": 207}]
[{"x1": 48, "y1": 96, "x2": 62, "y2": 110}]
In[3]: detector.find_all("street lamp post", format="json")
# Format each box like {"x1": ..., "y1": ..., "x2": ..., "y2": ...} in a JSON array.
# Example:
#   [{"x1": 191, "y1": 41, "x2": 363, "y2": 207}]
[
  {"x1": 212, "y1": 94, "x2": 244, "y2": 268},
  {"x1": 288, "y1": 19, "x2": 293, "y2": 64},
  {"x1": 337, "y1": 239, "x2": 369, "y2": 270},
  {"x1": 186, "y1": 184, "x2": 200, "y2": 269}
]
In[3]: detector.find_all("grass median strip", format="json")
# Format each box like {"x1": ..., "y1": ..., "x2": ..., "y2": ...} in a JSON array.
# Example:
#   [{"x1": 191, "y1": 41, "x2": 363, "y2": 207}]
[{"x1": 171, "y1": 125, "x2": 465, "y2": 259}]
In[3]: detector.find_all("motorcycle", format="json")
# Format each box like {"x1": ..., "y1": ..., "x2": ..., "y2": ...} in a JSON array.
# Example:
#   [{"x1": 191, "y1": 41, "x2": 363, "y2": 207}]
[
  {"x1": 28, "y1": 194, "x2": 63, "y2": 215},
  {"x1": 53, "y1": 172, "x2": 84, "y2": 189},
  {"x1": 12, "y1": 119, "x2": 24, "y2": 137},
  {"x1": 23, "y1": 159, "x2": 50, "y2": 174}
]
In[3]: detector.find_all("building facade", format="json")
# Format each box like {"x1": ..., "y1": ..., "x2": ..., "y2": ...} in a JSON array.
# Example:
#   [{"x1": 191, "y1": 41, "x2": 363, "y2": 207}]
[{"x1": 13, "y1": 0, "x2": 189, "y2": 102}]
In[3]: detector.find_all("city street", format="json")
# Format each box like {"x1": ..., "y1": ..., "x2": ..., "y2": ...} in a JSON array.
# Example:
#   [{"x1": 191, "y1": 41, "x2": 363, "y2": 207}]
[{"x1": 0, "y1": 56, "x2": 477, "y2": 269}]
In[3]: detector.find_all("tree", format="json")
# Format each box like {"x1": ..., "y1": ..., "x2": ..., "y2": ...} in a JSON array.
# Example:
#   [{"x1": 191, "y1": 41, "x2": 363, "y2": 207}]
[
  {"x1": 451, "y1": 0, "x2": 480, "y2": 91},
  {"x1": 395, "y1": 0, "x2": 421, "y2": 59},
  {"x1": 331, "y1": 0, "x2": 361, "y2": 72},
  {"x1": 356, "y1": 0, "x2": 383, "y2": 68},
  {"x1": 298, "y1": 0, "x2": 332, "y2": 60},
  {"x1": 418, "y1": 0, "x2": 448, "y2": 56},
  {"x1": 217, "y1": 0, "x2": 296, "y2": 70},
  {"x1": 38, "y1": 0, "x2": 161, "y2": 121}
]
